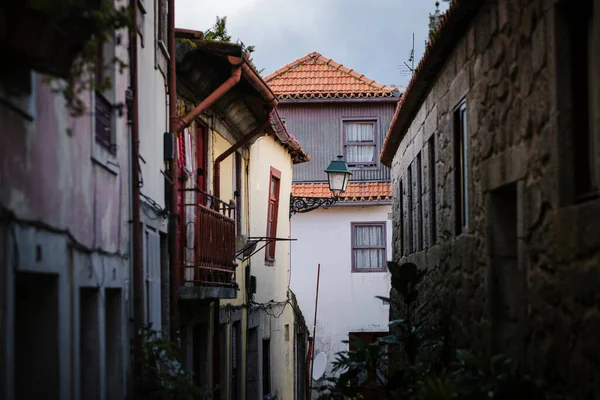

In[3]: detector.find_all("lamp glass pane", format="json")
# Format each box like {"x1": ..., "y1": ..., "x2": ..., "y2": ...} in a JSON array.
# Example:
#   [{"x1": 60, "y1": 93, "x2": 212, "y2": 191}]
[{"x1": 328, "y1": 172, "x2": 346, "y2": 194}]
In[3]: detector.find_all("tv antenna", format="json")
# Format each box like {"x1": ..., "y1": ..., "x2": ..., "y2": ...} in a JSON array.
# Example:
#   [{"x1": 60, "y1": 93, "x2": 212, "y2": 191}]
[{"x1": 397, "y1": 33, "x2": 415, "y2": 77}]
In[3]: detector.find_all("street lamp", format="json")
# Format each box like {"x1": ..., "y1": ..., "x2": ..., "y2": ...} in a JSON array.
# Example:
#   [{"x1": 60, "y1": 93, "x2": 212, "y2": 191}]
[{"x1": 290, "y1": 155, "x2": 352, "y2": 217}]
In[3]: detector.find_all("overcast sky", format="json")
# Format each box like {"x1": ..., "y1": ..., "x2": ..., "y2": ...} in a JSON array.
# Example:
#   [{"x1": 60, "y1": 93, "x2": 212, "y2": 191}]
[{"x1": 175, "y1": 0, "x2": 449, "y2": 90}]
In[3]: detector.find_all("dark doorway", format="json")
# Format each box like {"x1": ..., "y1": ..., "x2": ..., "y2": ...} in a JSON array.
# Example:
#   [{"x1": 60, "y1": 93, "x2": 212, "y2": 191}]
[
  {"x1": 15, "y1": 273, "x2": 59, "y2": 400},
  {"x1": 80, "y1": 287, "x2": 101, "y2": 400},
  {"x1": 295, "y1": 331, "x2": 307, "y2": 400},
  {"x1": 488, "y1": 183, "x2": 526, "y2": 362},
  {"x1": 193, "y1": 323, "x2": 209, "y2": 389},
  {"x1": 246, "y1": 327, "x2": 259, "y2": 400},
  {"x1": 105, "y1": 288, "x2": 123, "y2": 400}
]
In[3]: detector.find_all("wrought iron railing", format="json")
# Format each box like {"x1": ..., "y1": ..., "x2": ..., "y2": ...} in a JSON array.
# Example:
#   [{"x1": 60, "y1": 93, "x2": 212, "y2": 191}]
[{"x1": 179, "y1": 186, "x2": 237, "y2": 287}]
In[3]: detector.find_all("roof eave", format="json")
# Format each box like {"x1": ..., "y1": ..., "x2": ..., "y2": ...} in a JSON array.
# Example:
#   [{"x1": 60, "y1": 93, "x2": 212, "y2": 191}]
[{"x1": 380, "y1": 0, "x2": 485, "y2": 167}]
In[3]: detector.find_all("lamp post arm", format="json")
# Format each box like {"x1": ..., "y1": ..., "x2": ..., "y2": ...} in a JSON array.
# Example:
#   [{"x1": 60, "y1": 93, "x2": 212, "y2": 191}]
[{"x1": 289, "y1": 195, "x2": 340, "y2": 218}]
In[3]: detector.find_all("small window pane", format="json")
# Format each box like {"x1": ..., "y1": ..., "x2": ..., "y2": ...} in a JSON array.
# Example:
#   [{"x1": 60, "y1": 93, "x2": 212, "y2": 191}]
[
  {"x1": 346, "y1": 145, "x2": 375, "y2": 164},
  {"x1": 346, "y1": 122, "x2": 374, "y2": 142}
]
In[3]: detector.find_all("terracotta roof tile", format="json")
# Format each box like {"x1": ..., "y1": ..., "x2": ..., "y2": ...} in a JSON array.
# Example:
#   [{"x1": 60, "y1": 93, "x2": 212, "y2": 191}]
[
  {"x1": 265, "y1": 52, "x2": 399, "y2": 100},
  {"x1": 292, "y1": 182, "x2": 391, "y2": 202}
]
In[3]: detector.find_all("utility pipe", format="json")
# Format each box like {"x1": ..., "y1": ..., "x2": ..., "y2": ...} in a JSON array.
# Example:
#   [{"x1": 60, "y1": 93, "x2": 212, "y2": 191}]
[
  {"x1": 213, "y1": 117, "x2": 271, "y2": 199},
  {"x1": 173, "y1": 57, "x2": 243, "y2": 135},
  {"x1": 128, "y1": 0, "x2": 143, "y2": 395},
  {"x1": 167, "y1": 0, "x2": 179, "y2": 343},
  {"x1": 309, "y1": 263, "x2": 322, "y2": 399}
]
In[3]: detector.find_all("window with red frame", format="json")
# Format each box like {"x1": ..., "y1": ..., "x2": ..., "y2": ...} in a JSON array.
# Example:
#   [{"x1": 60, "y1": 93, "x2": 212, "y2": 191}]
[{"x1": 265, "y1": 167, "x2": 281, "y2": 263}]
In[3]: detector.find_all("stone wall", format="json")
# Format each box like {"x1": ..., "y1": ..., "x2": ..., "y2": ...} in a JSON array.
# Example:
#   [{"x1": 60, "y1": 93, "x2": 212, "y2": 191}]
[{"x1": 389, "y1": 0, "x2": 600, "y2": 397}]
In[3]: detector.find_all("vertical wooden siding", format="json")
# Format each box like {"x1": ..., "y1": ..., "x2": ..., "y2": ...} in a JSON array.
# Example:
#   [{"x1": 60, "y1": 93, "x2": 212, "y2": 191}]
[{"x1": 278, "y1": 102, "x2": 397, "y2": 182}]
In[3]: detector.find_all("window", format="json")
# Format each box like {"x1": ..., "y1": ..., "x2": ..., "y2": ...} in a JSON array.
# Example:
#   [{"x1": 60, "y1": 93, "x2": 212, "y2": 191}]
[
  {"x1": 407, "y1": 164, "x2": 414, "y2": 253},
  {"x1": 428, "y1": 137, "x2": 437, "y2": 245},
  {"x1": 234, "y1": 152, "x2": 243, "y2": 236},
  {"x1": 0, "y1": 63, "x2": 35, "y2": 119},
  {"x1": 399, "y1": 180, "x2": 404, "y2": 256},
  {"x1": 262, "y1": 339, "x2": 271, "y2": 396},
  {"x1": 454, "y1": 101, "x2": 468, "y2": 235},
  {"x1": 344, "y1": 120, "x2": 377, "y2": 167},
  {"x1": 566, "y1": 0, "x2": 597, "y2": 199},
  {"x1": 265, "y1": 167, "x2": 281, "y2": 263},
  {"x1": 351, "y1": 222, "x2": 387, "y2": 272},
  {"x1": 157, "y1": 0, "x2": 168, "y2": 47},
  {"x1": 416, "y1": 152, "x2": 423, "y2": 251},
  {"x1": 95, "y1": 39, "x2": 115, "y2": 153}
]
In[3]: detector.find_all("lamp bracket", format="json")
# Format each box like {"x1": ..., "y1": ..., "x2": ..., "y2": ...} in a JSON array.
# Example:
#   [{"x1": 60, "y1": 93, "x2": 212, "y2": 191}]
[{"x1": 289, "y1": 195, "x2": 340, "y2": 218}]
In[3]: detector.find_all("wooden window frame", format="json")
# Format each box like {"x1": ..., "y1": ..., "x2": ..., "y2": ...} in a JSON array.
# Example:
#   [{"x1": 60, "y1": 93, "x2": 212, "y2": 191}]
[
  {"x1": 399, "y1": 179, "x2": 404, "y2": 256},
  {"x1": 416, "y1": 152, "x2": 424, "y2": 251},
  {"x1": 453, "y1": 100, "x2": 468, "y2": 235},
  {"x1": 265, "y1": 167, "x2": 281, "y2": 265},
  {"x1": 428, "y1": 137, "x2": 437, "y2": 245},
  {"x1": 351, "y1": 222, "x2": 387, "y2": 273},
  {"x1": 342, "y1": 118, "x2": 379, "y2": 169},
  {"x1": 407, "y1": 164, "x2": 414, "y2": 253}
]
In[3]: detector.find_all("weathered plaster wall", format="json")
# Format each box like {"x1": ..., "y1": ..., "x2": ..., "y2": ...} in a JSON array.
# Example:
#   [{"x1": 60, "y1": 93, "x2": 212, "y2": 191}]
[
  {"x1": 290, "y1": 205, "x2": 392, "y2": 385},
  {"x1": 0, "y1": 65, "x2": 130, "y2": 399},
  {"x1": 390, "y1": 0, "x2": 600, "y2": 397}
]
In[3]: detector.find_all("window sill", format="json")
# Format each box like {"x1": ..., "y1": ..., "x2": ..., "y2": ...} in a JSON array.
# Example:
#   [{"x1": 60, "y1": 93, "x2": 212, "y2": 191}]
[
  {"x1": 574, "y1": 190, "x2": 599, "y2": 205},
  {"x1": 352, "y1": 268, "x2": 387, "y2": 273},
  {"x1": 92, "y1": 143, "x2": 119, "y2": 175},
  {"x1": 265, "y1": 258, "x2": 275, "y2": 267},
  {"x1": 349, "y1": 165, "x2": 378, "y2": 171}
]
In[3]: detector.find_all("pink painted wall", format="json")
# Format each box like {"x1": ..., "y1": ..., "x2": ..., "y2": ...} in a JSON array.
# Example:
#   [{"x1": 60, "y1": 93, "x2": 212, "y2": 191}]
[{"x1": 0, "y1": 74, "x2": 130, "y2": 255}]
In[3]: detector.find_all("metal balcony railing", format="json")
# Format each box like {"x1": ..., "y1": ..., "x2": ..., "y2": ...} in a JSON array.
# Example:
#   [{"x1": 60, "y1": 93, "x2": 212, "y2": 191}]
[{"x1": 179, "y1": 186, "x2": 237, "y2": 287}]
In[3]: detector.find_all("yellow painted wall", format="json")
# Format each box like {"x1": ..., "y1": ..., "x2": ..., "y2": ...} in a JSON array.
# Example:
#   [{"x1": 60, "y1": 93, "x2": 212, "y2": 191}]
[
  {"x1": 208, "y1": 127, "x2": 252, "y2": 398},
  {"x1": 249, "y1": 135, "x2": 298, "y2": 399}
]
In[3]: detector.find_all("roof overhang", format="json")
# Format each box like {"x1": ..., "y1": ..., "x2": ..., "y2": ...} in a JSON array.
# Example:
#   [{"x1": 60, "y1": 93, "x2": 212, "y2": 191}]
[
  {"x1": 277, "y1": 96, "x2": 401, "y2": 105},
  {"x1": 267, "y1": 109, "x2": 310, "y2": 164},
  {"x1": 175, "y1": 38, "x2": 278, "y2": 141},
  {"x1": 380, "y1": 0, "x2": 485, "y2": 167}
]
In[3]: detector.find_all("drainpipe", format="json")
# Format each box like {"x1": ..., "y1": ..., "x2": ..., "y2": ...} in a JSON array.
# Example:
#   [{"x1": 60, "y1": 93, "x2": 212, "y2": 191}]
[
  {"x1": 167, "y1": 0, "x2": 180, "y2": 344},
  {"x1": 213, "y1": 117, "x2": 271, "y2": 199},
  {"x1": 128, "y1": 0, "x2": 143, "y2": 396}
]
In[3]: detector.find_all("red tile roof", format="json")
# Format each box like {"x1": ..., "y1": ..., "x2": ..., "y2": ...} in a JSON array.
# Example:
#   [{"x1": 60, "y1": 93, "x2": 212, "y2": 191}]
[
  {"x1": 380, "y1": 0, "x2": 485, "y2": 167},
  {"x1": 292, "y1": 182, "x2": 391, "y2": 202},
  {"x1": 265, "y1": 52, "x2": 399, "y2": 100}
]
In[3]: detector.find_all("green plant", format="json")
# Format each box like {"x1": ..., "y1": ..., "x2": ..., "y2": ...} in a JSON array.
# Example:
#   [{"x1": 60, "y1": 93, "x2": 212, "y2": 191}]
[
  {"x1": 141, "y1": 325, "x2": 211, "y2": 400},
  {"x1": 317, "y1": 261, "x2": 567, "y2": 400},
  {"x1": 203, "y1": 16, "x2": 264, "y2": 75},
  {"x1": 317, "y1": 262, "x2": 442, "y2": 400},
  {"x1": 34, "y1": 0, "x2": 133, "y2": 116}
]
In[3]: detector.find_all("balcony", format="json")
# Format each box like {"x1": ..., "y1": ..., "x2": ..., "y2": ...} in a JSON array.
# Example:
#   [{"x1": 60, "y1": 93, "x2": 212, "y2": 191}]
[{"x1": 178, "y1": 187, "x2": 238, "y2": 300}]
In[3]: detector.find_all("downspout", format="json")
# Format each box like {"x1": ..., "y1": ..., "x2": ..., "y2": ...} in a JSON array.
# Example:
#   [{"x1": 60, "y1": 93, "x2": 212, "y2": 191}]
[
  {"x1": 213, "y1": 117, "x2": 271, "y2": 199},
  {"x1": 172, "y1": 57, "x2": 243, "y2": 135},
  {"x1": 128, "y1": 0, "x2": 144, "y2": 395},
  {"x1": 167, "y1": 0, "x2": 179, "y2": 344}
]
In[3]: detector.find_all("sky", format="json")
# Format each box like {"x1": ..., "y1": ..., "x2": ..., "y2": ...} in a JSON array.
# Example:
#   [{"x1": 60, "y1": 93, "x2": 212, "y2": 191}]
[{"x1": 175, "y1": 0, "x2": 450, "y2": 91}]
